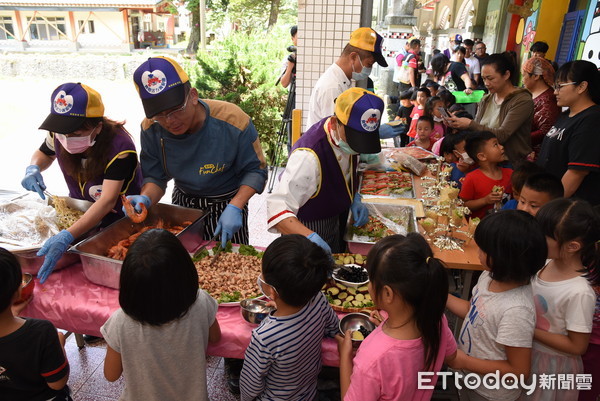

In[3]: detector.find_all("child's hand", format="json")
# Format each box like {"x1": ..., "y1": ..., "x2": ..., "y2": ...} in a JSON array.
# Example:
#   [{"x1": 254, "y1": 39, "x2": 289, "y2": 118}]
[
  {"x1": 446, "y1": 349, "x2": 468, "y2": 370},
  {"x1": 335, "y1": 331, "x2": 354, "y2": 360},
  {"x1": 369, "y1": 310, "x2": 384, "y2": 327},
  {"x1": 484, "y1": 191, "x2": 503, "y2": 205},
  {"x1": 265, "y1": 300, "x2": 277, "y2": 309}
]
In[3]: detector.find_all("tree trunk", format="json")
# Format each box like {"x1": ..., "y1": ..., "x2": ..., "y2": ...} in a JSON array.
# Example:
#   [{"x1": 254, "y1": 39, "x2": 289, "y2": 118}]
[
  {"x1": 267, "y1": 0, "x2": 280, "y2": 30},
  {"x1": 187, "y1": 4, "x2": 200, "y2": 55}
]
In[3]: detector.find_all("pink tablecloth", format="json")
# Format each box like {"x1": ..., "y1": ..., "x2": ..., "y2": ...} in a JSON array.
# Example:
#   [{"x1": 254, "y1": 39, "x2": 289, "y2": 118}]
[{"x1": 22, "y1": 263, "x2": 341, "y2": 366}]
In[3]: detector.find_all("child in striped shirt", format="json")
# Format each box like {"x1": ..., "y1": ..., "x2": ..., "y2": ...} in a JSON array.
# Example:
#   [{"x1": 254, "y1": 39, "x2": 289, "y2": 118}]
[{"x1": 240, "y1": 235, "x2": 339, "y2": 401}]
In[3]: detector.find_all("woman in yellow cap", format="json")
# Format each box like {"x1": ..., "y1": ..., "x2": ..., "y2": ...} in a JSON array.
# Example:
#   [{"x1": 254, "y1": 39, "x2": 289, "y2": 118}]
[{"x1": 21, "y1": 82, "x2": 143, "y2": 283}]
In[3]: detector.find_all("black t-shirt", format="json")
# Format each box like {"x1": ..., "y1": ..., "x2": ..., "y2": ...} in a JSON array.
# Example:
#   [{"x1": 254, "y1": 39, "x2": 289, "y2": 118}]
[
  {"x1": 537, "y1": 104, "x2": 600, "y2": 205},
  {"x1": 446, "y1": 62, "x2": 469, "y2": 91},
  {"x1": 0, "y1": 318, "x2": 69, "y2": 401},
  {"x1": 395, "y1": 105, "x2": 414, "y2": 123}
]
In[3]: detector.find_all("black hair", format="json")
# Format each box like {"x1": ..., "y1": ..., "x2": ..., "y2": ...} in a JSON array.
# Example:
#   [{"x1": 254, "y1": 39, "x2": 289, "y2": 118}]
[
  {"x1": 432, "y1": 49, "x2": 441, "y2": 56},
  {"x1": 417, "y1": 115, "x2": 434, "y2": 129},
  {"x1": 399, "y1": 89, "x2": 414, "y2": 100},
  {"x1": 424, "y1": 96, "x2": 442, "y2": 117},
  {"x1": 475, "y1": 210, "x2": 547, "y2": 284},
  {"x1": 463, "y1": 39, "x2": 475, "y2": 47},
  {"x1": 523, "y1": 172, "x2": 564, "y2": 200},
  {"x1": 290, "y1": 25, "x2": 298, "y2": 37},
  {"x1": 410, "y1": 38, "x2": 421, "y2": 48},
  {"x1": 119, "y1": 229, "x2": 199, "y2": 326},
  {"x1": 453, "y1": 46, "x2": 466, "y2": 55},
  {"x1": 555, "y1": 60, "x2": 600, "y2": 104},
  {"x1": 410, "y1": 90, "x2": 418, "y2": 101},
  {"x1": 448, "y1": 103, "x2": 472, "y2": 119},
  {"x1": 417, "y1": 87, "x2": 431, "y2": 97},
  {"x1": 366, "y1": 233, "x2": 448, "y2": 370},
  {"x1": 510, "y1": 160, "x2": 544, "y2": 193},
  {"x1": 481, "y1": 53, "x2": 516, "y2": 82},
  {"x1": 438, "y1": 89, "x2": 456, "y2": 107},
  {"x1": 440, "y1": 132, "x2": 466, "y2": 156},
  {"x1": 464, "y1": 130, "x2": 496, "y2": 162},
  {"x1": 537, "y1": 199, "x2": 600, "y2": 286},
  {"x1": 431, "y1": 53, "x2": 450, "y2": 79},
  {"x1": 262, "y1": 234, "x2": 332, "y2": 307},
  {"x1": 426, "y1": 81, "x2": 440, "y2": 90},
  {"x1": 0, "y1": 248, "x2": 22, "y2": 312},
  {"x1": 530, "y1": 41, "x2": 549, "y2": 54}
]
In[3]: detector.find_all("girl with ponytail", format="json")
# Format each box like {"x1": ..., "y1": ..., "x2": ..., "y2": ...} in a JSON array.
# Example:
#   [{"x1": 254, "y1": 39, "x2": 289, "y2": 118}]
[
  {"x1": 336, "y1": 233, "x2": 457, "y2": 400},
  {"x1": 446, "y1": 210, "x2": 548, "y2": 400}
]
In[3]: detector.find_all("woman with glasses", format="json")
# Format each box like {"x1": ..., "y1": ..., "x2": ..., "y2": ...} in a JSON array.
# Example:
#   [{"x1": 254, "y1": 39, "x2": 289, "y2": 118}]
[
  {"x1": 537, "y1": 60, "x2": 600, "y2": 206},
  {"x1": 447, "y1": 52, "x2": 534, "y2": 164},
  {"x1": 20, "y1": 82, "x2": 142, "y2": 283},
  {"x1": 522, "y1": 56, "x2": 561, "y2": 160}
]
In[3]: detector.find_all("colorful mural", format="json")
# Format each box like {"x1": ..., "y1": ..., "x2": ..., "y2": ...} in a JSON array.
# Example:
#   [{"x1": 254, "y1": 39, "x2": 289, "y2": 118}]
[{"x1": 580, "y1": 0, "x2": 600, "y2": 69}]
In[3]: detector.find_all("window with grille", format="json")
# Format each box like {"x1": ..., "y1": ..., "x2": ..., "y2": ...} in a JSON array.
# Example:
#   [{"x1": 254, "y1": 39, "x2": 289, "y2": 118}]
[
  {"x1": 29, "y1": 17, "x2": 66, "y2": 40},
  {"x1": 0, "y1": 16, "x2": 15, "y2": 40}
]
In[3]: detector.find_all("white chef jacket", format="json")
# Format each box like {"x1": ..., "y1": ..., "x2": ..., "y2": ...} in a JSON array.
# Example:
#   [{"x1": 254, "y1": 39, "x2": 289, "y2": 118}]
[{"x1": 306, "y1": 63, "x2": 352, "y2": 129}]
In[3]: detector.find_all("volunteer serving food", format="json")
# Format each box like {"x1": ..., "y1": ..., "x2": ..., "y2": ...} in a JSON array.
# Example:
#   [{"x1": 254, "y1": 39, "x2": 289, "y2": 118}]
[
  {"x1": 267, "y1": 88, "x2": 384, "y2": 253},
  {"x1": 124, "y1": 57, "x2": 268, "y2": 247},
  {"x1": 21, "y1": 83, "x2": 143, "y2": 283}
]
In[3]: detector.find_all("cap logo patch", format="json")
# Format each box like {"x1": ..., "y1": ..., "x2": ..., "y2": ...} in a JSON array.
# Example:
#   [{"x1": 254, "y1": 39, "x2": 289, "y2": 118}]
[
  {"x1": 360, "y1": 109, "x2": 381, "y2": 132},
  {"x1": 141, "y1": 70, "x2": 167, "y2": 94},
  {"x1": 53, "y1": 91, "x2": 73, "y2": 114}
]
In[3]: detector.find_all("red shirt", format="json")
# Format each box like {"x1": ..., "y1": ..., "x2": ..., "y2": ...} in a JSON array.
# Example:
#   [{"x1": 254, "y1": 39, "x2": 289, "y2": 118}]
[
  {"x1": 407, "y1": 139, "x2": 433, "y2": 151},
  {"x1": 459, "y1": 168, "x2": 513, "y2": 218},
  {"x1": 407, "y1": 107, "x2": 425, "y2": 138}
]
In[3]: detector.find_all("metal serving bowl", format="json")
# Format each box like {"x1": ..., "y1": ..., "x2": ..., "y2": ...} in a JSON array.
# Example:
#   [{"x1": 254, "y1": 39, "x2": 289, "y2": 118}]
[
  {"x1": 240, "y1": 298, "x2": 275, "y2": 325},
  {"x1": 339, "y1": 313, "x2": 376, "y2": 347}
]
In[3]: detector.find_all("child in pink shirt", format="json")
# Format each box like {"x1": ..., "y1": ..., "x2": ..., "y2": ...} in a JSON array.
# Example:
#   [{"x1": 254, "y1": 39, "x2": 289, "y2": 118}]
[
  {"x1": 337, "y1": 233, "x2": 457, "y2": 401},
  {"x1": 407, "y1": 87, "x2": 430, "y2": 138}
]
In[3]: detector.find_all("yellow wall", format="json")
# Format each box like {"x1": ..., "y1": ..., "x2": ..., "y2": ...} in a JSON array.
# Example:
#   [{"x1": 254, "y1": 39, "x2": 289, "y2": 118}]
[{"x1": 534, "y1": 0, "x2": 570, "y2": 60}]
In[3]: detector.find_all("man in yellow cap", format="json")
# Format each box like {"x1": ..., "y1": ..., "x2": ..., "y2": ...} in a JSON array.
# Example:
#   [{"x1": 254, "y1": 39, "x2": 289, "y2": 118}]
[
  {"x1": 306, "y1": 27, "x2": 387, "y2": 129},
  {"x1": 268, "y1": 88, "x2": 384, "y2": 253}
]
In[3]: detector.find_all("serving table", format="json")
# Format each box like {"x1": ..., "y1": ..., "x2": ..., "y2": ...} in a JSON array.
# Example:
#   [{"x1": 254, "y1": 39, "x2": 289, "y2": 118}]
[{"x1": 21, "y1": 263, "x2": 341, "y2": 366}]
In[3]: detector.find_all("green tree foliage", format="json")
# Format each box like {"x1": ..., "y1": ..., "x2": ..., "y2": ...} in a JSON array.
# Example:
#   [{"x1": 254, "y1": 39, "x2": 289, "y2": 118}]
[{"x1": 187, "y1": 30, "x2": 291, "y2": 164}]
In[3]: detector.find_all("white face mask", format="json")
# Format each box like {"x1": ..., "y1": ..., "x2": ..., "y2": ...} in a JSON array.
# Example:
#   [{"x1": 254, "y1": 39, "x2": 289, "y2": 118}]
[
  {"x1": 331, "y1": 126, "x2": 358, "y2": 155},
  {"x1": 352, "y1": 55, "x2": 372, "y2": 81},
  {"x1": 56, "y1": 126, "x2": 99, "y2": 154}
]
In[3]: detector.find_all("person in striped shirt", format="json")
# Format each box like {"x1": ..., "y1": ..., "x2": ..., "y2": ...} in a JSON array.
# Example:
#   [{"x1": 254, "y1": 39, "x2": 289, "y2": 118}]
[{"x1": 240, "y1": 235, "x2": 339, "y2": 401}]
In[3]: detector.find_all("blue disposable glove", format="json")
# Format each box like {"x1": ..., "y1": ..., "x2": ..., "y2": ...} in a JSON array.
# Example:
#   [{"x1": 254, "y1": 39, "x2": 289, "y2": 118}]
[
  {"x1": 350, "y1": 194, "x2": 369, "y2": 227},
  {"x1": 21, "y1": 165, "x2": 47, "y2": 200},
  {"x1": 306, "y1": 232, "x2": 332, "y2": 254},
  {"x1": 121, "y1": 195, "x2": 151, "y2": 215},
  {"x1": 214, "y1": 204, "x2": 243, "y2": 247},
  {"x1": 36, "y1": 230, "x2": 74, "y2": 284}
]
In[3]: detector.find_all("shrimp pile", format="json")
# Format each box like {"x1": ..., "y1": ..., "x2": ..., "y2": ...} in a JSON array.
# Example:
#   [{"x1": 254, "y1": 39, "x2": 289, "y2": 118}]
[
  {"x1": 121, "y1": 195, "x2": 148, "y2": 224},
  {"x1": 194, "y1": 253, "x2": 262, "y2": 301},
  {"x1": 106, "y1": 219, "x2": 192, "y2": 260}
]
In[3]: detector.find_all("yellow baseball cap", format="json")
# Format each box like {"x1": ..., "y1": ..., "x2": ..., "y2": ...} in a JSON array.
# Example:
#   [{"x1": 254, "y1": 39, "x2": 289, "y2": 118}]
[
  {"x1": 335, "y1": 88, "x2": 384, "y2": 154},
  {"x1": 349, "y1": 27, "x2": 388, "y2": 67}
]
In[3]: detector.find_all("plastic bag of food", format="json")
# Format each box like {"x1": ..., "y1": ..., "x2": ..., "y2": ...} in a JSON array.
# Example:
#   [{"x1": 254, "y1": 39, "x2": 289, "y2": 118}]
[
  {"x1": 383, "y1": 148, "x2": 427, "y2": 176},
  {"x1": 0, "y1": 197, "x2": 59, "y2": 250}
]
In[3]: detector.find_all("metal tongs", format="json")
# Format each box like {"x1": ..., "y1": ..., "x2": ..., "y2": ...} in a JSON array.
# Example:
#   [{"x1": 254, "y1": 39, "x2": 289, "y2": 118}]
[{"x1": 192, "y1": 232, "x2": 219, "y2": 259}]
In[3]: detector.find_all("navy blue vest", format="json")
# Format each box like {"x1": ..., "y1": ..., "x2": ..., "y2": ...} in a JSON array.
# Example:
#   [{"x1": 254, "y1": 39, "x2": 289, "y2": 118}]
[{"x1": 294, "y1": 118, "x2": 358, "y2": 222}]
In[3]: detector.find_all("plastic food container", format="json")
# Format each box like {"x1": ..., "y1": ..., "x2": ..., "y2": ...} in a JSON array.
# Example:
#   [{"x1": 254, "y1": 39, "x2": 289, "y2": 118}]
[{"x1": 72, "y1": 203, "x2": 208, "y2": 289}]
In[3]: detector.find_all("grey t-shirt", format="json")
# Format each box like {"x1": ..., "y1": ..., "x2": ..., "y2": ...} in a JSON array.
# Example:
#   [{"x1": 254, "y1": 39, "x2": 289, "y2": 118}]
[
  {"x1": 457, "y1": 271, "x2": 536, "y2": 400},
  {"x1": 479, "y1": 97, "x2": 502, "y2": 130},
  {"x1": 101, "y1": 290, "x2": 218, "y2": 401}
]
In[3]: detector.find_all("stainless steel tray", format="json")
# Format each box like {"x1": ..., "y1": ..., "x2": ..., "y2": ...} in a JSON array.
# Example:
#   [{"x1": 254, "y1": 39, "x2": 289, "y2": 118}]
[
  {"x1": 72, "y1": 203, "x2": 208, "y2": 289},
  {"x1": 358, "y1": 170, "x2": 416, "y2": 199},
  {"x1": 344, "y1": 203, "x2": 418, "y2": 246}
]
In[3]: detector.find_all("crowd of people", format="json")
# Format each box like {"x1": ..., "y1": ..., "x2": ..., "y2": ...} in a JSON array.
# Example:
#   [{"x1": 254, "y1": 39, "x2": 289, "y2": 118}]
[{"x1": 0, "y1": 24, "x2": 599, "y2": 401}]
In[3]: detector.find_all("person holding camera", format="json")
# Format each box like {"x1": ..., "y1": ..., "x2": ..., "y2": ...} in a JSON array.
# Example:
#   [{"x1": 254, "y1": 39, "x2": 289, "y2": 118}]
[{"x1": 278, "y1": 25, "x2": 297, "y2": 89}]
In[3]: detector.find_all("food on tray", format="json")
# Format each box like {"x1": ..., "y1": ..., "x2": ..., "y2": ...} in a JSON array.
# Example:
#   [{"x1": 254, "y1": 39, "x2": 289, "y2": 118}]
[
  {"x1": 353, "y1": 325, "x2": 372, "y2": 340},
  {"x1": 194, "y1": 251, "x2": 262, "y2": 303},
  {"x1": 467, "y1": 217, "x2": 481, "y2": 236},
  {"x1": 105, "y1": 220, "x2": 192, "y2": 260},
  {"x1": 439, "y1": 187, "x2": 459, "y2": 202},
  {"x1": 451, "y1": 209, "x2": 464, "y2": 227},
  {"x1": 360, "y1": 170, "x2": 412, "y2": 196},
  {"x1": 424, "y1": 210, "x2": 439, "y2": 223},
  {"x1": 352, "y1": 212, "x2": 410, "y2": 242},
  {"x1": 335, "y1": 265, "x2": 368, "y2": 283},
  {"x1": 238, "y1": 244, "x2": 264, "y2": 258},
  {"x1": 393, "y1": 146, "x2": 436, "y2": 160},
  {"x1": 52, "y1": 196, "x2": 85, "y2": 231},
  {"x1": 324, "y1": 281, "x2": 373, "y2": 309},
  {"x1": 334, "y1": 253, "x2": 365, "y2": 266}
]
